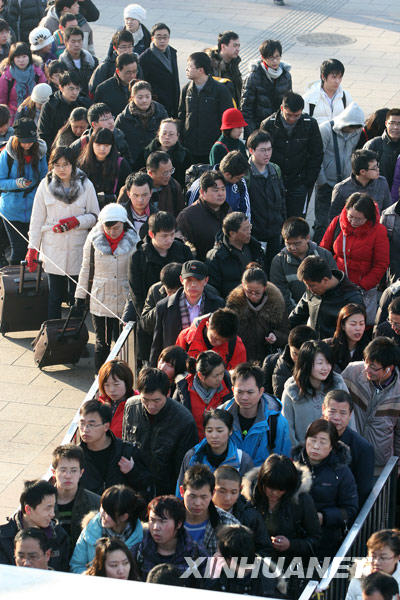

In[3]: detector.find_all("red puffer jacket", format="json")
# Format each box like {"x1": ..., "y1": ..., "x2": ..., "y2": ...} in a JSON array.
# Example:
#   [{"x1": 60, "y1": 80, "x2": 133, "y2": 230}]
[
  {"x1": 320, "y1": 204, "x2": 389, "y2": 290},
  {"x1": 98, "y1": 395, "x2": 126, "y2": 439}
]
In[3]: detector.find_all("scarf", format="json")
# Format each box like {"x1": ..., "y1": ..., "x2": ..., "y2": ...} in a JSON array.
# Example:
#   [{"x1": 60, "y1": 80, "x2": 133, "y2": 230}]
[
  {"x1": 130, "y1": 205, "x2": 150, "y2": 235},
  {"x1": 47, "y1": 170, "x2": 84, "y2": 204},
  {"x1": 261, "y1": 60, "x2": 283, "y2": 80},
  {"x1": 103, "y1": 521, "x2": 134, "y2": 543},
  {"x1": 192, "y1": 374, "x2": 221, "y2": 405},
  {"x1": 150, "y1": 41, "x2": 172, "y2": 73},
  {"x1": 104, "y1": 229, "x2": 125, "y2": 253},
  {"x1": 132, "y1": 24, "x2": 144, "y2": 47},
  {"x1": 129, "y1": 101, "x2": 155, "y2": 127},
  {"x1": 9, "y1": 64, "x2": 36, "y2": 107}
]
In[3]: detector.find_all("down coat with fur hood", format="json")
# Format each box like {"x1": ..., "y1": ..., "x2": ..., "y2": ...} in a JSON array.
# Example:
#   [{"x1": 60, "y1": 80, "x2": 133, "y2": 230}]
[
  {"x1": 0, "y1": 60, "x2": 47, "y2": 123},
  {"x1": 75, "y1": 221, "x2": 139, "y2": 317},
  {"x1": 28, "y1": 168, "x2": 99, "y2": 275},
  {"x1": 226, "y1": 282, "x2": 289, "y2": 363}
]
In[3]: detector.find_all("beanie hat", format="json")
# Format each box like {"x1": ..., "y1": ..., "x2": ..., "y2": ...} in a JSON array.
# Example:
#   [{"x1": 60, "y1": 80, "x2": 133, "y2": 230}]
[
  {"x1": 31, "y1": 83, "x2": 52, "y2": 105},
  {"x1": 123, "y1": 4, "x2": 146, "y2": 22},
  {"x1": 98, "y1": 203, "x2": 128, "y2": 224},
  {"x1": 221, "y1": 108, "x2": 247, "y2": 130},
  {"x1": 29, "y1": 27, "x2": 54, "y2": 52},
  {"x1": 13, "y1": 118, "x2": 38, "y2": 143}
]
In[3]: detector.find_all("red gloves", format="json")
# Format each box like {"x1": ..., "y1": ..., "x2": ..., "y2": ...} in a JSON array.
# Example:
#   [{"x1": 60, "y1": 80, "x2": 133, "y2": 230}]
[
  {"x1": 25, "y1": 248, "x2": 38, "y2": 272},
  {"x1": 52, "y1": 216, "x2": 79, "y2": 233}
]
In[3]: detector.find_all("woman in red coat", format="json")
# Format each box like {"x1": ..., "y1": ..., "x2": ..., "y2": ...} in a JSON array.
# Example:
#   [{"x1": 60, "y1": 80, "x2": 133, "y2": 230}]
[
  {"x1": 320, "y1": 192, "x2": 389, "y2": 324},
  {"x1": 98, "y1": 359, "x2": 134, "y2": 438}
]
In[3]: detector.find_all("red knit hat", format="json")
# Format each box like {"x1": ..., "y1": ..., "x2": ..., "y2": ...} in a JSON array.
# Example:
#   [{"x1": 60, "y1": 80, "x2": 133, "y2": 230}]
[{"x1": 221, "y1": 108, "x2": 247, "y2": 130}]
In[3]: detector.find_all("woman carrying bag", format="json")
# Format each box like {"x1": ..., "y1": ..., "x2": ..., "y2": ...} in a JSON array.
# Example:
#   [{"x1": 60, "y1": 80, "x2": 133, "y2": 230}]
[{"x1": 74, "y1": 203, "x2": 139, "y2": 372}]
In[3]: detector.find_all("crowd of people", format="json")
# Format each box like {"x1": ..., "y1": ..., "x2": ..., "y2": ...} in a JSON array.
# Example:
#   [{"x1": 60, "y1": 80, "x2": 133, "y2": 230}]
[{"x1": 0, "y1": 2, "x2": 400, "y2": 599}]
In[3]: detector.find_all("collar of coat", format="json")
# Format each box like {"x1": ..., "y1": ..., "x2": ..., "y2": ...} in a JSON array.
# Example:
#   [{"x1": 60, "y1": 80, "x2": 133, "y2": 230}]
[
  {"x1": 90, "y1": 223, "x2": 138, "y2": 256},
  {"x1": 227, "y1": 282, "x2": 285, "y2": 325},
  {"x1": 46, "y1": 168, "x2": 87, "y2": 204}
]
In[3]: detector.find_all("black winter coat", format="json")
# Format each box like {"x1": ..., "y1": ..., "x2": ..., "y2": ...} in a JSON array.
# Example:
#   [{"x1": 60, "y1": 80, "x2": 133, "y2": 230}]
[
  {"x1": 79, "y1": 430, "x2": 152, "y2": 496},
  {"x1": 262, "y1": 345, "x2": 293, "y2": 398},
  {"x1": 205, "y1": 47, "x2": 243, "y2": 106},
  {"x1": 106, "y1": 25, "x2": 151, "y2": 59},
  {"x1": 0, "y1": 511, "x2": 70, "y2": 571},
  {"x1": 293, "y1": 443, "x2": 359, "y2": 558},
  {"x1": 206, "y1": 234, "x2": 266, "y2": 298},
  {"x1": 149, "y1": 286, "x2": 225, "y2": 366},
  {"x1": 55, "y1": 485, "x2": 100, "y2": 548},
  {"x1": 139, "y1": 46, "x2": 180, "y2": 117},
  {"x1": 89, "y1": 54, "x2": 117, "y2": 96},
  {"x1": 128, "y1": 236, "x2": 193, "y2": 315},
  {"x1": 94, "y1": 74, "x2": 130, "y2": 117},
  {"x1": 364, "y1": 131, "x2": 400, "y2": 188},
  {"x1": 122, "y1": 396, "x2": 198, "y2": 497},
  {"x1": 340, "y1": 426, "x2": 374, "y2": 506},
  {"x1": 70, "y1": 126, "x2": 132, "y2": 166},
  {"x1": 38, "y1": 91, "x2": 91, "y2": 152},
  {"x1": 143, "y1": 137, "x2": 192, "y2": 188},
  {"x1": 115, "y1": 101, "x2": 168, "y2": 167},
  {"x1": 8, "y1": 0, "x2": 46, "y2": 42},
  {"x1": 232, "y1": 495, "x2": 273, "y2": 556},
  {"x1": 241, "y1": 61, "x2": 292, "y2": 135},
  {"x1": 289, "y1": 270, "x2": 364, "y2": 339},
  {"x1": 247, "y1": 160, "x2": 286, "y2": 241},
  {"x1": 78, "y1": 0, "x2": 99, "y2": 21},
  {"x1": 261, "y1": 110, "x2": 323, "y2": 190},
  {"x1": 178, "y1": 76, "x2": 234, "y2": 157}
]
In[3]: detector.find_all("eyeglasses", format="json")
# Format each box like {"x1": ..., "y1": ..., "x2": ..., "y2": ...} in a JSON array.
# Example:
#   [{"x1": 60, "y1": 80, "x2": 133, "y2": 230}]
[
  {"x1": 367, "y1": 166, "x2": 380, "y2": 171},
  {"x1": 160, "y1": 167, "x2": 175, "y2": 176},
  {"x1": 154, "y1": 35, "x2": 169, "y2": 41},
  {"x1": 369, "y1": 553, "x2": 396, "y2": 562},
  {"x1": 243, "y1": 287, "x2": 263, "y2": 298},
  {"x1": 388, "y1": 319, "x2": 400, "y2": 330},
  {"x1": 387, "y1": 121, "x2": 400, "y2": 128},
  {"x1": 118, "y1": 44, "x2": 133, "y2": 51},
  {"x1": 79, "y1": 421, "x2": 104, "y2": 431},
  {"x1": 365, "y1": 363, "x2": 385, "y2": 373}
]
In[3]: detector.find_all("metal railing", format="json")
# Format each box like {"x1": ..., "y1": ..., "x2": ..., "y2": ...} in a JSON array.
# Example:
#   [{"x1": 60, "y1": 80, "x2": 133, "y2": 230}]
[{"x1": 315, "y1": 456, "x2": 399, "y2": 600}]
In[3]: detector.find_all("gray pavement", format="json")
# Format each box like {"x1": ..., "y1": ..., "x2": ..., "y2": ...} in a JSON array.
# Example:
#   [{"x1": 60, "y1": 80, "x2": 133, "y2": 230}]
[{"x1": 0, "y1": 0, "x2": 399, "y2": 521}]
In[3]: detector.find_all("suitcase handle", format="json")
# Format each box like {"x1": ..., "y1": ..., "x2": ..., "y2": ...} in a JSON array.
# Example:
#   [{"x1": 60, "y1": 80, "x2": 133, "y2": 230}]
[
  {"x1": 58, "y1": 306, "x2": 89, "y2": 340},
  {"x1": 19, "y1": 260, "x2": 43, "y2": 294}
]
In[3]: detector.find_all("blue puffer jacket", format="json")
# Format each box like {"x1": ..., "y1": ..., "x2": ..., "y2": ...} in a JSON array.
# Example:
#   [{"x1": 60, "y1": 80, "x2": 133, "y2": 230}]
[
  {"x1": 0, "y1": 137, "x2": 47, "y2": 222},
  {"x1": 70, "y1": 512, "x2": 143, "y2": 574},
  {"x1": 221, "y1": 394, "x2": 291, "y2": 466},
  {"x1": 176, "y1": 437, "x2": 254, "y2": 496}
]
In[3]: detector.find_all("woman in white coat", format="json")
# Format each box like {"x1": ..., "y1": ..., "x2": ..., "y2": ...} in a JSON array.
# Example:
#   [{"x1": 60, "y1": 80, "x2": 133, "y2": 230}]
[
  {"x1": 74, "y1": 203, "x2": 139, "y2": 372},
  {"x1": 26, "y1": 146, "x2": 99, "y2": 319}
]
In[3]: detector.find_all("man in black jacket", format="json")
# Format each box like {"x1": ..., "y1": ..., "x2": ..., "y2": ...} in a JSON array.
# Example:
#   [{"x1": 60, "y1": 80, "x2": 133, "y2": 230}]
[
  {"x1": 261, "y1": 92, "x2": 323, "y2": 217},
  {"x1": 38, "y1": 70, "x2": 91, "y2": 151},
  {"x1": 206, "y1": 212, "x2": 265, "y2": 298},
  {"x1": 0, "y1": 480, "x2": 69, "y2": 571},
  {"x1": 322, "y1": 390, "x2": 374, "y2": 506},
  {"x1": 364, "y1": 108, "x2": 400, "y2": 187},
  {"x1": 178, "y1": 51, "x2": 234, "y2": 163},
  {"x1": 78, "y1": 400, "x2": 151, "y2": 497},
  {"x1": 122, "y1": 368, "x2": 198, "y2": 497},
  {"x1": 94, "y1": 52, "x2": 138, "y2": 117},
  {"x1": 289, "y1": 256, "x2": 364, "y2": 338},
  {"x1": 149, "y1": 260, "x2": 224, "y2": 365},
  {"x1": 205, "y1": 31, "x2": 242, "y2": 106},
  {"x1": 139, "y1": 22, "x2": 180, "y2": 117},
  {"x1": 89, "y1": 29, "x2": 134, "y2": 96}
]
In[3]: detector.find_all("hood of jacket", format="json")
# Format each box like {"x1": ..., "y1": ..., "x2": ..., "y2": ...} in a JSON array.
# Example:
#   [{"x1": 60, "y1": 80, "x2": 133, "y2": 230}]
[
  {"x1": 80, "y1": 512, "x2": 143, "y2": 546},
  {"x1": 204, "y1": 46, "x2": 241, "y2": 68},
  {"x1": 6, "y1": 136, "x2": 47, "y2": 160},
  {"x1": 332, "y1": 101, "x2": 364, "y2": 133},
  {"x1": 241, "y1": 461, "x2": 313, "y2": 505},
  {"x1": 227, "y1": 282, "x2": 285, "y2": 325},
  {"x1": 339, "y1": 201, "x2": 380, "y2": 237},
  {"x1": 45, "y1": 167, "x2": 88, "y2": 204},
  {"x1": 223, "y1": 392, "x2": 283, "y2": 424},
  {"x1": 89, "y1": 221, "x2": 139, "y2": 256},
  {"x1": 292, "y1": 439, "x2": 352, "y2": 469},
  {"x1": 190, "y1": 436, "x2": 243, "y2": 470}
]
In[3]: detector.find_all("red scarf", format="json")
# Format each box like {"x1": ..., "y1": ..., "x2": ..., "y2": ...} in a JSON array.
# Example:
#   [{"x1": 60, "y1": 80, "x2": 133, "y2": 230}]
[
  {"x1": 104, "y1": 230, "x2": 125, "y2": 253},
  {"x1": 24, "y1": 155, "x2": 32, "y2": 164}
]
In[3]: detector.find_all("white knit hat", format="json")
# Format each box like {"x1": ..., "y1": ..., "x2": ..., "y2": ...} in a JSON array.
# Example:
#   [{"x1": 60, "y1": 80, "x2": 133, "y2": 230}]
[
  {"x1": 98, "y1": 203, "x2": 128, "y2": 224},
  {"x1": 29, "y1": 27, "x2": 54, "y2": 52},
  {"x1": 123, "y1": 3, "x2": 146, "y2": 22},
  {"x1": 31, "y1": 83, "x2": 52, "y2": 104}
]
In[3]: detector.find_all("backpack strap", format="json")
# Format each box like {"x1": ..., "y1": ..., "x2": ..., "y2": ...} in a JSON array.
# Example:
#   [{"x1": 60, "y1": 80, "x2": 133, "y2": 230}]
[
  {"x1": 330, "y1": 120, "x2": 343, "y2": 183},
  {"x1": 6, "y1": 152, "x2": 13, "y2": 178},
  {"x1": 225, "y1": 337, "x2": 237, "y2": 367},
  {"x1": 7, "y1": 77, "x2": 13, "y2": 106},
  {"x1": 215, "y1": 140, "x2": 229, "y2": 153},
  {"x1": 112, "y1": 156, "x2": 123, "y2": 194},
  {"x1": 85, "y1": 242, "x2": 95, "y2": 307},
  {"x1": 308, "y1": 103, "x2": 315, "y2": 117},
  {"x1": 333, "y1": 217, "x2": 341, "y2": 243},
  {"x1": 342, "y1": 92, "x2": 347, "y2": 109},
  {"x1": 384, "y1": 213, "x2": 396, "y2": 241},
  {"x1": 267, "y1": 412, "x2": 278, "y2": 452}
]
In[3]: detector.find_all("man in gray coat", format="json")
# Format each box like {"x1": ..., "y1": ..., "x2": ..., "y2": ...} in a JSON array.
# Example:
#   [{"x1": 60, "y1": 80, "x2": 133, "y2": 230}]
[{"x1": 329, "y1": 149, "x2": 392, "y2": 221}]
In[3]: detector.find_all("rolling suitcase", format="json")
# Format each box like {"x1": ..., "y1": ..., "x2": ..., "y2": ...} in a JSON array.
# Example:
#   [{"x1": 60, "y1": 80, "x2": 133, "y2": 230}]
[
  {"x1": 32, "y1": 308, "x2": 89, "y2": 368},
  {"x1": 0, "y1": 260, "x2": 49, "y2": 334}
]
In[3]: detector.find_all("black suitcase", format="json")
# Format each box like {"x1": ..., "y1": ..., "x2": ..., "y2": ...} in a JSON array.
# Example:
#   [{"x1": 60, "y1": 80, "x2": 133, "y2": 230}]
[
  {"x1": 32, "y1": 308, "x2": 89, "y2": 368},
  {"x1": 0, "y1": 260, "x2": 49, "y2": 334}
]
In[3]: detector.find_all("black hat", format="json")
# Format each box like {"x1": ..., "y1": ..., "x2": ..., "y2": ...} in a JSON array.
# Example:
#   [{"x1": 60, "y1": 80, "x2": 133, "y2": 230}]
[
  {"x1": 13, "y1": 118, "x2": 37, "y2": 143},
  {"x1": 181, "y1": 260, "x2": 208, "y2": 280}
]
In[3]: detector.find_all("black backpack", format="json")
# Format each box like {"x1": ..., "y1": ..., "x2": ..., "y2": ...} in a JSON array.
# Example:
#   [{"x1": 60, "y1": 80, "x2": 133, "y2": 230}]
[{"x1": 185, "y1": 163, "x2": 212, "y2": 189}]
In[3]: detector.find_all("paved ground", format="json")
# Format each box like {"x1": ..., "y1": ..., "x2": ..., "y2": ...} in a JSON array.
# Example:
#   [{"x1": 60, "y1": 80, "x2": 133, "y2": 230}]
[{"x1": 0, "y1": 0, "x2": 399, "y2": 521}]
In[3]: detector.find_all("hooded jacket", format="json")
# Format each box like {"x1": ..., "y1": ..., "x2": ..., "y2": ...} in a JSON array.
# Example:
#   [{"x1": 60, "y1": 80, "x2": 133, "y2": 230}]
[
  {"x1": 240, "y1": 60, "x2": 292, "y2": 134},
  {"x1": 115, "y1": 101, "x2": 168, "y2": 167},
  {"x1": 364, "y1": 130, "x2": 400, "y2": 188},
  {"x1": 293, "y1": 443, "x2": 358, "y2": 556},
  {"x1": 260, "y1": 109, "x2": 323, "y2": 189},
  {"x1": 28, "y1": 168, "x2": 99, "y2": 276},
  {"x1": 303, "y1": 82, "x2": 352, "y2": 125},
  {"x1": 0, "y1": 510, "x2": 69, "y2": 571},
  {"x1": 38, "y1": 90, "x2": 91, "y2": 152},
  {"x1": 226, "y1": 282, "x2": 289, "y2": 363},
  {"x1": 0, "y1": 62, "x2": 47, "y2": 122},
  {"x1": 320, "y1": 204, "x2": 390, "y2": 290},
  {"x1": 206, "y1": 233, "x2": 266, "y2": 298},
  {"x1": 75, "y1": 221, "x2": 139, "y2": 318},
  {"x1": 70, "y1": 511, "x2": 143, "y2": 573},
  {"x1": 288, "y1": 269, "x2": 364, "y2": 338},
  {"x1": 176, "y1": 436, "x2": 254, "y2": 495},
  {"x1": 270, "y1": 241, "x2": 337, "y2": 312},
  {"x1": 0, "y1": 136, "x2": 47, "y2": 222},
  {"x1": 122, "y1": 396, "x2": 198, "y2": 498},
  {"x1": 381, "y1": 200, "x2": 400, "y2": 284},
  {"x1": 221, "y1": 394, "x2": 291, "y2": 466},
  {"x1": 330, "y1": 173, "x2": 392, "y2": 221},
  {"x1": 317, "y1": 102, "x2": 365, "y2": 187},
  {"x1": 341, "y1": 362, "x2": 400, "y2": 475},
  {"x1": 282, "y1": 371, "x2": 348, "y2": 446}
]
